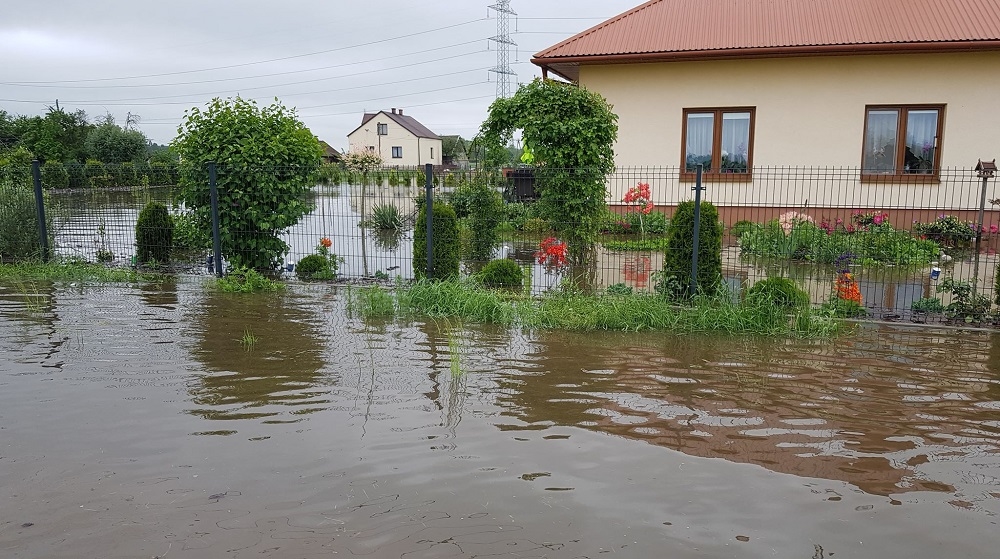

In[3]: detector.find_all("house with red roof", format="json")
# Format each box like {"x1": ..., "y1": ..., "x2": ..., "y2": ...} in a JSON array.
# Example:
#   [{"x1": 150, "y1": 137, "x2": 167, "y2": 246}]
[
  {"x1": 532, "y1": 0, "x2": 1000, "y2": 217},
  {"x1": 347, "y1": 108, "x2": 441, "y2": 167}
]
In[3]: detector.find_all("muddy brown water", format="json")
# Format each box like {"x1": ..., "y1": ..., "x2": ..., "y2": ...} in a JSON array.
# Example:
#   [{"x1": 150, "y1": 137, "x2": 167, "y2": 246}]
[{"x1": 1, "y1": 279, "x2": 998, "y2": 558}]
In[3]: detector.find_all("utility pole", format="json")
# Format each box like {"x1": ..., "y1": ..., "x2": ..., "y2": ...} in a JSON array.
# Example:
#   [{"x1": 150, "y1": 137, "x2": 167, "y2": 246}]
[{"x1": 489, "y1": 1, "x2": 517, "y2": 99}]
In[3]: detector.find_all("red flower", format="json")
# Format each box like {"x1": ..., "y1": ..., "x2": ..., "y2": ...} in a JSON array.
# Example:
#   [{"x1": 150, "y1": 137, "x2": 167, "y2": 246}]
[
  {"x1": 319, "y1": 237, "x2": 332, "y2": 248},
  {"x1": 535, "y1": 237, "x2": 568, "y2": 269}
]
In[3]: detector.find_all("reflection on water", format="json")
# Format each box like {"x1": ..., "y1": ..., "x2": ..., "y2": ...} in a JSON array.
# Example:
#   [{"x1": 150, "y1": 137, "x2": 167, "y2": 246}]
[
  {"x1": 500, "y1": 328, "x2": 1000, "y2": 500},
  {"x1": 2, "y1": 281, "x2": 1000, "y2": 558},
  {"x1": 185, "y1": 290, "x2": 330, "y2": 422}
]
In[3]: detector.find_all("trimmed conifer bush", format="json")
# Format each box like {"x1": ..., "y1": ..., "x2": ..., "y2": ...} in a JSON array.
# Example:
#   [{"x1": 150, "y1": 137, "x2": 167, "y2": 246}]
[
  {"x1": 135, "y1": 201, "x2": 174, "y2": 264},
  {"x1": 413, "y1": 201, "x2": 460, "y2": 280},
  {"x1": 659, "y1": 200, "x2": 723, "y2": 298}
]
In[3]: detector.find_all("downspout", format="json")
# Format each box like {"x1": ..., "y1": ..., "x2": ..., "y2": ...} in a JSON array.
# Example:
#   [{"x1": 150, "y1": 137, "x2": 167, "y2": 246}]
[{"x1": 417, "y1": 137, "x2": 421, "y2": 166}]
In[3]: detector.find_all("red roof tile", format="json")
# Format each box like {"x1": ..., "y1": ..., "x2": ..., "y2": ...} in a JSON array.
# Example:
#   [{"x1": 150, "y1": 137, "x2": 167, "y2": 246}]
[{"x1": 533, "y1": 0, "x2": 1000, "y2": 78}]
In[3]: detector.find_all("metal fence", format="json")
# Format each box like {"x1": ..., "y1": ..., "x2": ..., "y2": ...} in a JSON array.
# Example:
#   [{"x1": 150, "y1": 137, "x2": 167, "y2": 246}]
[{"x1": 3, "y1": 160, "x2": 999, "y2": 321}]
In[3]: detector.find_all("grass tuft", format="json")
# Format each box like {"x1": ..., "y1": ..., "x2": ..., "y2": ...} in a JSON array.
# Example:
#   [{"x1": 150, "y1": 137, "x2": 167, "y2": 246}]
[{"x1": 350, "y1": 279, "x2": 842, "y2": 337}]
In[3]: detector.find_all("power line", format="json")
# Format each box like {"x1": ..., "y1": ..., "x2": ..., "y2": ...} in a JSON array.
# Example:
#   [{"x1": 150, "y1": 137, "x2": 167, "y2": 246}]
[
  {"x1": 0, "y1": 40, "x2": 487, "y2": 90},
  {"x1": 0, "y1": 55, "x2": 492, "y2": 107},
  {"x1": 299, "y1": 94, "x2": 497, "y2": 118},
  {"x1": 1, "y1": 19, "x2": 489, "y2": 85}
]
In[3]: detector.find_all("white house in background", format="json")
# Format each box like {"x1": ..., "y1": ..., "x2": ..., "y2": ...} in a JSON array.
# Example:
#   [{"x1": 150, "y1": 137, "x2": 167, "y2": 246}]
[{"x1": 346, "y1": 108, "x2": 442, "y2": 167}]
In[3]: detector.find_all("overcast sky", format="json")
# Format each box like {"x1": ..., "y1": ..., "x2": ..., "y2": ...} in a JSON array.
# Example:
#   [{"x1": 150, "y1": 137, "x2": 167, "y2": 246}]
[{"x1": 0, "y1": 0, "x2": 640, "y2": 148}]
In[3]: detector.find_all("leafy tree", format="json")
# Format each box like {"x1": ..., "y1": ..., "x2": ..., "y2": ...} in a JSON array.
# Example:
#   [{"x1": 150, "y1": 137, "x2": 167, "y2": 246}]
[
  {"x1": 172, "y1": 97, "x2": 322, "y2": 271},
  {"x1": 85, "y1": 114, "x2": 149, "y2": 163},
  {"x1": 477, "y1": 78, "x2": 618, "y2": 250},
  {"x1": 16, "y1": 108, "x2": 92, "y2": 162}
]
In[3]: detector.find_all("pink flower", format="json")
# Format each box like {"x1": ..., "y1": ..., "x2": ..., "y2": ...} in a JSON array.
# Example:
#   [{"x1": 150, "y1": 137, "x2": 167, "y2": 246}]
[{"x1": 991, "y1": 224, "x2": 999, "y2": 234}]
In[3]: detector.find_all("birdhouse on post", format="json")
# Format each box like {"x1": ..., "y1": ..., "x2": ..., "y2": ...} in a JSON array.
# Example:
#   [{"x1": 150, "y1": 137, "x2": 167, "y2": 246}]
[{"x1": 976, "y1": 159, "x2": 997, "y2": 178}]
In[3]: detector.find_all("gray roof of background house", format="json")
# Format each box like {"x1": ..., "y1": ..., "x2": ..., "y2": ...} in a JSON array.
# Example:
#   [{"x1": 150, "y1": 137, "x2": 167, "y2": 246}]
[{"x1": 349, "y1": 110, "x2": 439, "y2": 140}]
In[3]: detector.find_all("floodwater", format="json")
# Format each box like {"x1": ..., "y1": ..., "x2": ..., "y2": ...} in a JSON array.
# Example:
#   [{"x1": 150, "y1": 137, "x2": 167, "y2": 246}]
[{"x1": 1, "y1": 280, "x2": 999, "y2": 558}]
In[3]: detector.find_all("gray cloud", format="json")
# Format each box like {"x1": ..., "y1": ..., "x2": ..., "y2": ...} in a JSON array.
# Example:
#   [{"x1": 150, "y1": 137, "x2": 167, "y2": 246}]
[{"x1": 1, "y1": 0, "x2": 638, "y2": 146}]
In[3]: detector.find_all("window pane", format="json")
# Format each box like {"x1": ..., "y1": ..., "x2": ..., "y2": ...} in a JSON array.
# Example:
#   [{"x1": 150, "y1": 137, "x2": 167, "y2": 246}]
[
  {"x1": 686, "y1": 113, "x2": 714, "y2": 172},
  {"x1": 721, "y1": 112, "x2": 750, "y2": 173},
  {"x1": 863, "y1": 110, "x2": 898, "y2": 173},
  {"x1": 904, "y1": 110, "x2": 938, "y2": 174}
]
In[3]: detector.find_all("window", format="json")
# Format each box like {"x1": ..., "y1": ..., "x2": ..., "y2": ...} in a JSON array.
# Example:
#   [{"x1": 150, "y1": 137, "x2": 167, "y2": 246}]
[
  {"x1": 431, "y1": 147, "x2": 434, "y2": 160},
  {"x1": 682, "y1": 108, "x2": 754, "y2": 179},
  {"x1": 377, "y1": 123, "x2": 388, "y2": 135},
  {"x1": 392, "y1": 146, "x2": 402, "y2": 158},
  {"x1": 367, "y1": 146, "x2": 376, "y2": 152},
  {"x1": 862, "y1": 105, "x2": 943, "y2": 178}
]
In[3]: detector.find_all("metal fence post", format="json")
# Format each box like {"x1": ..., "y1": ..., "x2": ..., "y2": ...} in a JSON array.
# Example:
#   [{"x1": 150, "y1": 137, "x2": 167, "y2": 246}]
[
  {"x1": 974, "y1": 167, "x2": 992, "y2": 292},
  {"x1": 690, "y1": 164, "x2": 704, "y2": 297},
  {"x1": 425, "y1": 163, "x2": 434, "y2": 278},
  {"x1": 30, "y1": 160, "x2": 50, "y2": 262},
  {"x1": 208, "y1": 161, "x2": 223, "y2": 277}
]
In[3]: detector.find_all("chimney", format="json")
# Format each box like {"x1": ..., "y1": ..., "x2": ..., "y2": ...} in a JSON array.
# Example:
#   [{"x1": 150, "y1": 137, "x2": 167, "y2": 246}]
[
  {"x1": 390, "y1": 108, "x2": 396, "y2": 114},
  {"x1": 398, "y1": 108, "x2": 403, "y2": 115}
]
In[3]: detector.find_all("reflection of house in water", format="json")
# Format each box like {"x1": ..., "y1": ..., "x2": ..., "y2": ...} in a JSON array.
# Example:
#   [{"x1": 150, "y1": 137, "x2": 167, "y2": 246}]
[{"x1": 491, "y1": 328, "x2": 999, "y2": 497}]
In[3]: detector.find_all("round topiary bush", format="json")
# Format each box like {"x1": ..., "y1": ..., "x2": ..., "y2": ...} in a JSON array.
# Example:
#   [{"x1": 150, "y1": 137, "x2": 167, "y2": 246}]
[
  {"x1": 478, "y1": 258, "x2": 523, "y2": 288},
  {"x1": 746, "y1": 277, "x2": 810, "y2": 310},
  {"x1": 135, "y1": 201, "x2": 174, "y2": 264},
  {"x1": 413, "y1": 201, "x2": 460, "y2": 280},
  {"x1": 659, "y1": 200, "x2": 723, "y2": 298},
  {"x1": 295, "y1": 254, "x2": 329, "y2": 281}
]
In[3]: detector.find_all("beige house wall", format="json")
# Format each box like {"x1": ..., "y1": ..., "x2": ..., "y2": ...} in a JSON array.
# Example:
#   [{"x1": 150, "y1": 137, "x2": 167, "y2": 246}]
[
  {"x1": 347, "y1": 113, "x2": 442, "y2": 167},
  {"x1": 581, "y1": 52, "x2": 1000, "y2": 208}
]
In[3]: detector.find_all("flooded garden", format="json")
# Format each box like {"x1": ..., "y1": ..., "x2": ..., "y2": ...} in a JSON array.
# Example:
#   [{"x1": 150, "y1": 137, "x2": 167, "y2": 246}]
[{"x1": 1, "y1": 278, "x2": 999, "y2": 558}]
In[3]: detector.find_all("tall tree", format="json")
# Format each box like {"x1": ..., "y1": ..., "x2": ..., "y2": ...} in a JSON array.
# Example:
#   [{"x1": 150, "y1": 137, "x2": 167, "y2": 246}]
[{"x1": 85, "y1": 114, "x2": 149, "y2": 163}]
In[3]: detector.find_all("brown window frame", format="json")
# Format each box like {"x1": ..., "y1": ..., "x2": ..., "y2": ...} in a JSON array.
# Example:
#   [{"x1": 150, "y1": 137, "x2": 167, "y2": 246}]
[
  {"x1": 680, "y1": 107, "x2": 756, "y2": 182},
  {"x1": 860, "y1": 104, "x2": 945, "y2": 184}
]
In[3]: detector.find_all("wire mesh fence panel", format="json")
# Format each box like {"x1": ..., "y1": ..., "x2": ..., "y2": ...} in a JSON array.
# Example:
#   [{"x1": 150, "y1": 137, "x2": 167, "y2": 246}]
[
  {"x1": 0, "y1": 164, "x2": 48, "y2": 262},
  {"x1": 4, "y1": 161, "x2": 999, "y2": 321}
]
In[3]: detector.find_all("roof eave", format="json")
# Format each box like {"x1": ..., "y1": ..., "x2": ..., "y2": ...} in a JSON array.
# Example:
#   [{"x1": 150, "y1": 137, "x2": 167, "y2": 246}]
[{"x1": 532, "y1": 40, "x2": 1000, "y2": 75}]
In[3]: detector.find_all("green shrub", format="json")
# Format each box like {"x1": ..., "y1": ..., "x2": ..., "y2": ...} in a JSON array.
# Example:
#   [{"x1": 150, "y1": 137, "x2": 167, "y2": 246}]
[
  {"x1": 370, "y1": 203, "x2": 403, "y2": 230},
  {"x1": 295, "y1": 247, "x2": 338, "y2": 281},
  {"x1": 135, "y1": 201, "x2": 174, "y2": 264},
  {"x1": 66, "y1": 163, "x2": 87, "y2": 189},
  {"x1": 413, "y1": 202, "x2": 460, "y2": 280},
  {"x1": 937, "y1": 278, "x2": 991, "y2": 323},
  {"x1": 214, "y1": 267, "x2": 284, "y2": 292},
  {"x1": 820, "y1": 296, "x2": 867, "y2": 318},
  {"x1": 911, "y1": 297, "x2": 945, "y2": 313},
  {"x1": 606, "y1": 282, "x2": 633, "y2": 296},
  {"x1": 912, "y1": 215, "x2": 977, "y2": 247},
  {"x1": 522, "y1": 217, "x2": 551, "y2": 234},
  {"x1": 449, "y1": 180, "x2": 476, "y2": 219},
  {"x1": 150, "y1": 162, "x2": 172, "y2": 186},
  {"x1": 171, "y1": 211, "x2": 211, "y2": 252},
  {"x1": 117, "y1": 162, "x2": 140, "y2": 187},
  {"x1": 467, "y1": 179, "x2": 504, "y2": 261},
  {"x1": 729, "y1": 220, "x2": 758, "y2": 238},
  {"x1": 740, "y1": 220, "x2": 939, "y2": 266},
  {"x1": 0, "y1": 182, "x2": 52, "y2": 260},
  {"x1": 660, "y1": 200, "x2": 723, "y2": 298},
  {"x1": 746, "y1": 277, "x2": 810, "y2": 310},
  {"x1": 41, "y1": 161, "x2": 70, "y2": 189},
  {"x1": 173, "y1": 97, "x2": 322, "y2": 271},
  {"x1": 84, "y1": 159, "x2": 106, "y2": 188},
  {"x1": 478, "y1": 258, "x2": 523, "y2": 288}
]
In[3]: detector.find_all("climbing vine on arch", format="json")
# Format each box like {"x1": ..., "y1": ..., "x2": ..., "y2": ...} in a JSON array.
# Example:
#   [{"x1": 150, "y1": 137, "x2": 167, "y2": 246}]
[{"x1": 476, "y1": 78, "x2": 618, "y2": 249}]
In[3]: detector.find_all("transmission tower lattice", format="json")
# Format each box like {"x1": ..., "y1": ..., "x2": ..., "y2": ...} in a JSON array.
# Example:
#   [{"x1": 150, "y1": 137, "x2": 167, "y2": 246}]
[{"x1": 489, "y1": 1, "x2": 517, "y2": 99}]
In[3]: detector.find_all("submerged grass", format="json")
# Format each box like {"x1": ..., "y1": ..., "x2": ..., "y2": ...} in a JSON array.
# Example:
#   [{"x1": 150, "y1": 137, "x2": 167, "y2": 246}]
[
  {"x1": 350, "y1": 279, "x2": 842, "y2": 337},
  {"x1": 0, "y1": 259, "x2": 154, "y2": 283}
]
